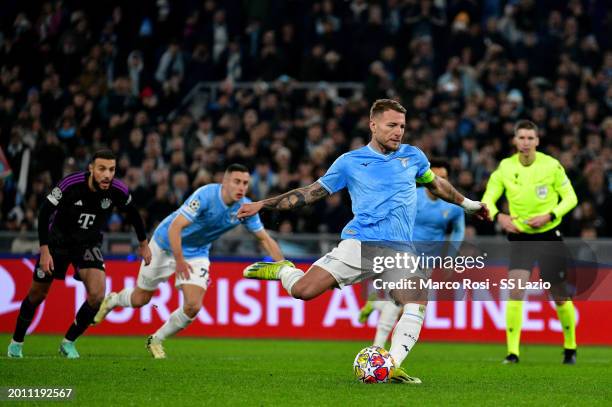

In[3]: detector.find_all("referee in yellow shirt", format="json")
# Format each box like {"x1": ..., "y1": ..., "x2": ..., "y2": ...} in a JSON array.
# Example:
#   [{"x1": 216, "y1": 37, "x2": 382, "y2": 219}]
[{"x1": 482, "y1": 120, "x2": 578, "y2": 364}]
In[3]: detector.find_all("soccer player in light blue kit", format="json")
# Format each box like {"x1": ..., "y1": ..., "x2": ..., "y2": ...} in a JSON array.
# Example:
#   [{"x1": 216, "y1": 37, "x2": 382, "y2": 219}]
[
  {"x1": 358, "y1": 159, "x2": 465, "y2": 348},
  {"x1": 94, "y1": 164, "x2": 285, "y2": 358},
  {"x1": 238, "y1": 99, "x2": 488, "y2": 384}
]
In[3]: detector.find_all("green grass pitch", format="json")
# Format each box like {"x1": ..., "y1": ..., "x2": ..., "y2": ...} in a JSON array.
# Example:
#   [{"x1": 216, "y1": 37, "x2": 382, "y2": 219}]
[{"x1": 1, "y1": 334, "x2": 611, "y2": 406}]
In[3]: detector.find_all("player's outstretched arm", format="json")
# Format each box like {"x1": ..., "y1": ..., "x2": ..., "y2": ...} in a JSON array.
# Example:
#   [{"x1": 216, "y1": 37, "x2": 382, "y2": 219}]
[
  {"x1": 123, "y1": 204, "x2": 152, "y2": 265},
  {"x1": 253, "y1": 229, "x2": 284, "y2": 261},
  {"x1": 37, "y1": 197, "x2": 56, "y2": 274},
  {"x1": 424, "y1": 176, "x2": 490, "y2": 220},
  {"x1": 136, "y1": 240, "x2": 152, "y2": 266},
  {"x1": 424, "y1": 175, "x2": 464, "y2": 205},
  {"x1": 237, "y1": 182, "x2": 329, "y2": 218},
  {"x1": 169, "y1": 214, "x2": 193, "y2": 280}
]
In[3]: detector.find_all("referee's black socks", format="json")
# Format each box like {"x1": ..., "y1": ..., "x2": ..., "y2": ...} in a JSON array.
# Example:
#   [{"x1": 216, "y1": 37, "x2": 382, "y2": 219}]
[
  {"x1": 65, "y1": 301, "x2": 100, "y2": 342},
  {"x1": 12, "y1": 298, "x2": 38, "y2": 342}
]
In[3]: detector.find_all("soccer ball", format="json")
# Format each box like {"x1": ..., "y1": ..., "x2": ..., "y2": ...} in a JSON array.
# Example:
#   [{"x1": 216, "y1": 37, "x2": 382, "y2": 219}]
[{"x1": 353, "y1": 346, "x2": 395, "y2": 383}]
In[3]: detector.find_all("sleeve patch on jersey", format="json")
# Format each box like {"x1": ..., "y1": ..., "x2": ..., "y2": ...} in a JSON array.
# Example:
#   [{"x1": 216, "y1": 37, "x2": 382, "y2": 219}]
[
  {"x1": 186, "y1": 198, "x2": 200, "y2": 215},
  {"x1": 47, "y1": 187, "x2": 62, "y2": 205}
]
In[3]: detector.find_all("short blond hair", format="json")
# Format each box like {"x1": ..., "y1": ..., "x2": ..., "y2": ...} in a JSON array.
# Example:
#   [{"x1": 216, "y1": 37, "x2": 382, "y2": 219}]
[{"x1": 369, "y1": 99, "x2": 407, "y2": 119}]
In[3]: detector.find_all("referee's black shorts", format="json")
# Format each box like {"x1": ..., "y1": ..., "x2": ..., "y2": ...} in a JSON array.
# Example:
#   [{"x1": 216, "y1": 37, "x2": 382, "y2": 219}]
[{"x1": 507, "y1": 228, "x2": 569, "y2": 284}]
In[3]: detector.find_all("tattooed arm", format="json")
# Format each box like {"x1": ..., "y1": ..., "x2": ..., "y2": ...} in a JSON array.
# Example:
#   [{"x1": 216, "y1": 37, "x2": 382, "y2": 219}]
[
  {"x1": 262, "y1": 182, "x2": 329, "y2": 210},
  {"x1": 424, "y1": 176, "x2": 465, "y2": 205},
  {"x1": 237, "y1": 182, "x2": 329, "y2": 219},
  {"x1": 424, "y1": 176, "x2": 490, "y2": 220}
]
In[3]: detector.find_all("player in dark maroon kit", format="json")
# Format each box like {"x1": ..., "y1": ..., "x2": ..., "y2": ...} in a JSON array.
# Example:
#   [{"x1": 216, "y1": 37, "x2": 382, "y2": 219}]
[{"x1": 7, "y1": 150, "x2": 152, "y2": 359}]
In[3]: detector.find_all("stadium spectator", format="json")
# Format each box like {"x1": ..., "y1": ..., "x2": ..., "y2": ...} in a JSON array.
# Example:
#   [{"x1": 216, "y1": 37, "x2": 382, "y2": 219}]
[{"x1": 0, "y1": 0, "x2": 610, "y2": 242}]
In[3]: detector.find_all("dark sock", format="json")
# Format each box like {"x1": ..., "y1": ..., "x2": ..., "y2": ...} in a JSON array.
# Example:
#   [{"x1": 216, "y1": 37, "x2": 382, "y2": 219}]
[
  {"x1": 13, "y1": 298, "x2": 38, "y2": 342},
  {"x1": 65, "y1": 301, "x2": 99, "y2": 341}
]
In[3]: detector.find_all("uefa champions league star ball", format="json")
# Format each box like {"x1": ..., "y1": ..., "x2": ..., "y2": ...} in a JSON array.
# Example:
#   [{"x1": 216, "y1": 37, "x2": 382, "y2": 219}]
[{"x1": 353, "y1": 346, "x2": 395, "y2": 383}]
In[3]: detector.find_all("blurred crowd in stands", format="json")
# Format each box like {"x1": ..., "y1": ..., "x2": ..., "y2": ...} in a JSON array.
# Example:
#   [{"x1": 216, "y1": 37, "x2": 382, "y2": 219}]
[{"x1": 0, "y1": 0, "x2": 611, "y2": 243}]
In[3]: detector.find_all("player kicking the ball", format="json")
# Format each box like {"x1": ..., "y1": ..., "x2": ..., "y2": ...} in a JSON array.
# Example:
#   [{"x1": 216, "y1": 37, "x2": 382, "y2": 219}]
[
  {"x1": 7, "y1": 150, "x2": 151, "y2": 359},
  {"x1": 238, "y1": 99, "x2": 488, "y2": 384},
  {"x1": 93, "y1": 164, "x2": 285, "y2": 358},
  {"x1": 358, "y1": 159, "x2": 465, "y2": 348}
]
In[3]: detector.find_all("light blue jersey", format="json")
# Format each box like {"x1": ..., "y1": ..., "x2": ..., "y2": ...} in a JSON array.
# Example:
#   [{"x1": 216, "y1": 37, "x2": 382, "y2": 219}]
[
  {"x1": 413, "y1": 186, "x2": 465, "y2": 257},
  {"x1": 153, "y1": 184, "x2": 264, "y2": 258},
  {"x1": 317, "y1": 144, "x2": 433, "y2": 242},
  {"x1": 413, "y1": 187, "x2": 465, "y2": 242}
]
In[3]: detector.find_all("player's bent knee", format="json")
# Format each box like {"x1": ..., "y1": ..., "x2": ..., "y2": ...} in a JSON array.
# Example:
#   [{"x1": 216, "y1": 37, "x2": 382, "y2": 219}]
[
  {"x1": 131, "y1": 289, "x2": 154, "y2": 308},
  {"x1": 290, "y1": 266, "x2": 335, "y2": 300},
  {"x1": 27, "y1": 285, "x2": 50, "y2": 305},
  {"x1": 391, "y1": 286, "x2": 428, "y2": 304},
  {"x1": 27, "y1": 291, "x2": 47, "y2": 305},
  {"x1": 182, "y1": 303, "x2": 201, "y2": 318},
  {"x1": 87, "y1": 293, "x2": 105, "y2": 308},
  {"x1": 291, "y1": 283, "x2": 320, "y2": 301}
]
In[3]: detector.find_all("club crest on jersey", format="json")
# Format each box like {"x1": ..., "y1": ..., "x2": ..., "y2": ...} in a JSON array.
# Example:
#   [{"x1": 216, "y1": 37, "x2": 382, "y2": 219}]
[
  {"x1": 396, "y1": 157, "x2": 410, "y2": 168},
  {"x1": 442, "y1": 210, "x2": 449, "y2": 218},
  {"x1": 536, "y1": 185, "x2": 548, "y2": 199},
  {"x1": 101, "y1": 198, "x2": 112, "y2": 209}
]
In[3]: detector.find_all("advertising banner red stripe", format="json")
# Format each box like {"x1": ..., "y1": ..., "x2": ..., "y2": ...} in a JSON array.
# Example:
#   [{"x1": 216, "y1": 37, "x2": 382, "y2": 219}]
[{"x1": 0, "y1": 259, "x2": 611, "y2": 345}]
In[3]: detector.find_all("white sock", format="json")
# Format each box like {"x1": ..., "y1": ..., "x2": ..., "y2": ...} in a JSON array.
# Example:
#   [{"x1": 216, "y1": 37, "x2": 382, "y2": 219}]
[
  {"x1": 278, "y1": 266, "x2": 304, "y2": 297},
  {"x1": 153, "y1": 308, "x2": 194, "y2": 341},
  {"x1": 372, "y1": 300, "x2": 386, "y2": 312},
  {"x1": 389, "y1": 303, "x2": 425, "y2": 367},
  {"x1": 373, "y1": 301, "x2": 402, "y2": 348},
  {"x1": 110, "y1": 288, "x2": 134, "y2": 308}
]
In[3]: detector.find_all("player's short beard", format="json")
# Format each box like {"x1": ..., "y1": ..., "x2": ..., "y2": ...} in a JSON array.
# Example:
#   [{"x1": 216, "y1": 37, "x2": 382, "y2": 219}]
[
  {"x1": 387, "y1": 142, "x2": 400, "y2": 152},
  {"x1": 92, "y1": 177, "x2": 102, "y2": 191},
  {"x1": 375, "y1": 138, "x2": 399, "y2": 154},
  {"x1": 92, "y1": 176, "x2": 110, "y2": 191}
]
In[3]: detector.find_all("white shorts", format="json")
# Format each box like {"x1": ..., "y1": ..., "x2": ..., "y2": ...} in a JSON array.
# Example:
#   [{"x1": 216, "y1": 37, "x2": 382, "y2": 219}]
[
  {"x1": 137, "y1": 240, "x2": 211, "y2": 291},
  {"x1": 312, "y1": 239, "x2": 429, "y2": 288}
]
